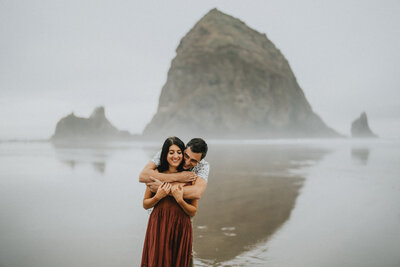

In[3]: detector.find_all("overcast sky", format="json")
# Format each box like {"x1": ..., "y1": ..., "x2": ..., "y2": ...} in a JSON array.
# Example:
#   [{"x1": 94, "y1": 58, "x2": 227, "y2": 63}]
[{"x1": 1, "y1": 0, "x2": 399, "y2": 139}]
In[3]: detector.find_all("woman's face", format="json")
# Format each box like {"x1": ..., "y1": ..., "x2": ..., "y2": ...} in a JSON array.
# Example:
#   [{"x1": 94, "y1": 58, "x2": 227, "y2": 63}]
[{"x1": 167, "y1": 144, "x2": 183, "y2": 168}]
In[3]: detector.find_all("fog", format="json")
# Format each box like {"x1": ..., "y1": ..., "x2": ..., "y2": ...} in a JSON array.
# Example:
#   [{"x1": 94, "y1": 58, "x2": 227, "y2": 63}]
[{"x1": 1, "y1": 0, "x2": 399, "y2": 139}]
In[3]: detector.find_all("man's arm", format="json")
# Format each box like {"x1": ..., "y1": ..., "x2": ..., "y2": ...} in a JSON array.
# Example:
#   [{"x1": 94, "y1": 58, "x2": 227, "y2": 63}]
[
  {"x1": 174, "y1": 177, "x2": 207, "y2": 200},
  {"x1": 181, "y1": 160, "x2": 209, "y2": 199},
  {"x1": 139, "y1": 161, "x2": 177, "y2": 183},
  {"x1": 146, "y1": 175, "x2": 207, "y2": 199},
  {"x1": 139, "y1": 161, "x2": 197, "y2": 183}
]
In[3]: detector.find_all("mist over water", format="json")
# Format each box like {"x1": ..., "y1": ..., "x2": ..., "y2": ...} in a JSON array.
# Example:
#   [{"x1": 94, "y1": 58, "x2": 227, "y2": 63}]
[
  {"x1": 1, "y1": 1, "x2": 400, "y2": 140},
  {"x1": 0, "y1": 139, "x2": 399, "y2": 267}
]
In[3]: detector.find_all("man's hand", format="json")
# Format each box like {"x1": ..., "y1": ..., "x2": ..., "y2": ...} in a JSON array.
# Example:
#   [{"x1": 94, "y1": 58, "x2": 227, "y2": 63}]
[
  {"x1": 147, "y1": 176, "x2": 162, "y2": 193},
  {"x1": 178, "y1": 171, "x2": 198, "y2": 183}
]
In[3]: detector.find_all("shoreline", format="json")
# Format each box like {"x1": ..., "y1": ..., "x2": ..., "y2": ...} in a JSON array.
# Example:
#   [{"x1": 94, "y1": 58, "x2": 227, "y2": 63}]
[{"x1": 1, "y1": 137, "x2": 399, "y2": 147}]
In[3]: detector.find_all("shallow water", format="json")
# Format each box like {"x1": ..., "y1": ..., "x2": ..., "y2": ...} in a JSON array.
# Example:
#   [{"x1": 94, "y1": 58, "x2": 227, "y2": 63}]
[{"x1": 0, "y1": 139, "x2": 399, "y2": 267}]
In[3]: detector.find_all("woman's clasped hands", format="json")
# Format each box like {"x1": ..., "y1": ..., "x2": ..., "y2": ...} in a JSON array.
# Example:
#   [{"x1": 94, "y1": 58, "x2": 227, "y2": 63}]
[
  {"x1": 155, "y1": 182, "x2": 172, "y2": 200},
  {"x1": 154, "y1": 182, "x2": 185, "y2": 202},
  {"x1": 171, "y1": 184, "x2": 184, "y2": 202}
]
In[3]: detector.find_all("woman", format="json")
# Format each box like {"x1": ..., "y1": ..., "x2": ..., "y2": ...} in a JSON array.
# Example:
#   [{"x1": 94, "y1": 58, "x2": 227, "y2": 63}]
[{"x1": 141, "y1": 137, "x2": 198, "y2": 267}]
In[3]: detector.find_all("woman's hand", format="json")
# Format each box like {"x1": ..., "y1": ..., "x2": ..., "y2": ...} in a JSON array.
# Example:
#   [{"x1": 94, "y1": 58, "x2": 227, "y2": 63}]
[
  {"x1": 155, "y1": 182, "x2": 171, "y2": 200},
  {"x1": 171, "y1": 184, "x2": 184, "y2": 202}
]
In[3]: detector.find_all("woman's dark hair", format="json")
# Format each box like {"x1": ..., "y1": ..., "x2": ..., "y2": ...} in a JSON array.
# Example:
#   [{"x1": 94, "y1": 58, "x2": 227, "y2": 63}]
[
  {"x1": 157, "y1": 136, "x2": 185, "y2": 173},
  {"x1": 186, "y1": 138, "x2": 208, "y2": 160}
]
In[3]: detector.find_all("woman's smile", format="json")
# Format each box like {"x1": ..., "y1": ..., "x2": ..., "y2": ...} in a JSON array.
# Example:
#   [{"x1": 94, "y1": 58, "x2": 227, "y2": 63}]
[{"x1": 167, "y1": 144, "x2": 183, "y2": 167}]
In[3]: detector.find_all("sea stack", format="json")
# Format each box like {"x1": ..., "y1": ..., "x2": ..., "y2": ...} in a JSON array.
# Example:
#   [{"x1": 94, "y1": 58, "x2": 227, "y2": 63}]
[
  {"x1": 351, "y1": 112, "x2": 377, "y2": 138},
  {"x1": 143, "y1": 8, "x2": 339, "y2": 139},
  {"x1": 51, "y1": 106, "x2": 133, "y2": 143}
]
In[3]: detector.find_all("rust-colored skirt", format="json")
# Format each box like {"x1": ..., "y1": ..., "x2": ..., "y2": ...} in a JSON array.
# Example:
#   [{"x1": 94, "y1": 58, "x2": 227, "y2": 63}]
[{"x1": 141, "y1": 196, "x2": 192, "y2": 267}]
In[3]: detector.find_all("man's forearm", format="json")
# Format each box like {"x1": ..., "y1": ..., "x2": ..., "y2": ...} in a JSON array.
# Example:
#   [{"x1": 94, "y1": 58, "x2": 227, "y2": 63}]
[
  {"x1": 181, "y1": 178, "x2": 207, "y2": 200},
  {"x1": 139, "y1": 161, "x2": 179, "y2": 183},
  {"x1": 139, "y1": 169, "x2": 178, "y2": 183},
  {"x1": 139, "y1": 169, "x2": 195, "y2": 184},
  {"x1": 182, "y1": 185, "x2": 202, "y2": 200}
]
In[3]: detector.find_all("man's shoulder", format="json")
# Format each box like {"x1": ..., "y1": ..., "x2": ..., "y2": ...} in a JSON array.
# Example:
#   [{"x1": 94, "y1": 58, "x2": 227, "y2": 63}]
[
  {"x1": 192, "y1": 159, "x2": 210, "y2": 181},
  {"x1": 198, "y1": 159, "x2": 210, "y2": 167},
  {"x1": 193, "y1": 159, "x2": 210, "y2": 171},
  {"x1": 152, "y1": 150, "x2": 161, "y2": 166}
]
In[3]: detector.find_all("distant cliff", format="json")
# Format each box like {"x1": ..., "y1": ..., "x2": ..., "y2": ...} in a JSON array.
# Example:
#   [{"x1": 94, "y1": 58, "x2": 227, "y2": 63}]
[
  {"x1": 351, "y1": 112, "x2": 377, "y2": 138},
  {"x1": 51, "y1": 106, "x2": 135, "y2": 143},
  {"x1": 143, "y1": 8, "x2": 340, "y2": 139}
]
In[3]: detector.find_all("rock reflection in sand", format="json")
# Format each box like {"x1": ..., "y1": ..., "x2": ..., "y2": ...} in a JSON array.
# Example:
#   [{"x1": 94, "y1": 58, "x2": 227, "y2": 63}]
[
  {"x1": 351, "y1": 147, "x2": 370, "y2": 165},
  {"x1": 192, "y1": 144, "x2": 328, "y2": 264},
  {"x1": 53, "y1": 145, "x2": 109, "y2": 174}
]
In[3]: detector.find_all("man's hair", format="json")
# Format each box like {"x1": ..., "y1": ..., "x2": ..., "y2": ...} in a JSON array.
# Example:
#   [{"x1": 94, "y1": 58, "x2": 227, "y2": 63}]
[
  {"x1": 157, "y1": 136, "x2": 185, "y2": 173},
  {"x1": 186, "y1": 138, "x2": 208, "y2": 160}
]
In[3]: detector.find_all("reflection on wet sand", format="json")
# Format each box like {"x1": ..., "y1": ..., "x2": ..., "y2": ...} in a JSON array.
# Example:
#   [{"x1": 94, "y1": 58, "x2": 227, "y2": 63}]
[
  {"x1": 351, "y1": 147, "x2": 370, "y2": 165},
  {"x1": 59, "y1": 159, "x2": 107, "y2": 174},
  {"x1": 61, "y1": 159, "x2": 77, "y2": 169},
  {"x1": 92, "y1": 161, "x2": 106, "y2": 173},
  {"x1": 52, "y1": 142, "x2": 330, "y2": 264},
  {"x1": 53, "y1": 145, "x2": 109, "y2": 174},
  {"x1": 192, "y1": 144, "x2": 329, "y2": 264}
]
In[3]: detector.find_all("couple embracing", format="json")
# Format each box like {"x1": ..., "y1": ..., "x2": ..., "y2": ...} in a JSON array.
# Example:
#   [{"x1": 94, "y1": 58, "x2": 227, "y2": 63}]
[{"x1": 139, "y1": 137, "x2": 210, "y2": 267}]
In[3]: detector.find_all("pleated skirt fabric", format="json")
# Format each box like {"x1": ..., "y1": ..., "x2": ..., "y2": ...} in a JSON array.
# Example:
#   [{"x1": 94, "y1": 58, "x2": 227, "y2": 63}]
[{"x1": 141, "y1": 196, "x2": 192, "y2": 267}]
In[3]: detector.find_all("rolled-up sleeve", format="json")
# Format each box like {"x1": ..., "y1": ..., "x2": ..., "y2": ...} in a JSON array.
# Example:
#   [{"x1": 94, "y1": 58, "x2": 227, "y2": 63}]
[
  {"x1": 193, "y1": 161, "x2": 210, "y2": 182},
  {"x1": 152, "y1": 151, "x2": 161, "y2": 166}
]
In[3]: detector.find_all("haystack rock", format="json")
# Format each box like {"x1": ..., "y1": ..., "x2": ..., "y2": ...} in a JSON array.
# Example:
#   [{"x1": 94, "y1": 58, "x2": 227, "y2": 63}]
[
  {"x1": 351, "y1": 112, "x2": 377, "y2": 138},
  {"x1": 51, "y1": 106, "x2": 133, "y2": 143},
  {"x1": 143, "y1": 8, "x2": 339, "y2": 139}
]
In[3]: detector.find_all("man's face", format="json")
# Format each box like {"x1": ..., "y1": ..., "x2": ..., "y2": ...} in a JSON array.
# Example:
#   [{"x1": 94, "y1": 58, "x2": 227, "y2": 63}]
[{"x1": 183, "y1": 147, "x2": 202, "y2": 170}]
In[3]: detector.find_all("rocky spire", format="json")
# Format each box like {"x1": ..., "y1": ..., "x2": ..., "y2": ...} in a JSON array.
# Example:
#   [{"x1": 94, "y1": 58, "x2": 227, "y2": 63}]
[
  {"x1": 51, "y1": 106, "x2": 133, "y2": 143},
  {"x1": 143, "y1": 8, "x2": 339, "y2": 139},
  {"x1": 351, "y1": 112, "x2": 377, "y2": 138},
  {"x1": 90, "y1": 106, "x2": 106, "y2": 120}
]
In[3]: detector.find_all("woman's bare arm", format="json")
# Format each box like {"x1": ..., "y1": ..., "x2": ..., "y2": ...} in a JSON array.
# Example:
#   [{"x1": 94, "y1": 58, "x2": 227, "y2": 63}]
[
  {"x1": 171, "y1": 184, "x2": 198, "y2": 217},
  {"x1": 177, "y1": 199, "x2": 198, "y2": 217}
]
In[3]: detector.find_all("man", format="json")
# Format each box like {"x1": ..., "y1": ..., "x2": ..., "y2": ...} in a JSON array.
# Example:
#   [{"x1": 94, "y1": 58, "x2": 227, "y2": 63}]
[{"x1": 139, "y1": 138, "x2": 209, "y2": 200}]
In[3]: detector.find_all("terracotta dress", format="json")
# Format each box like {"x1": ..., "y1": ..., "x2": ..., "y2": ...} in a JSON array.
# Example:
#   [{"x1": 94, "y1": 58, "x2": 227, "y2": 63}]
[{"x1": 141, "y1": 196, "x2": 193, "y2": 267}]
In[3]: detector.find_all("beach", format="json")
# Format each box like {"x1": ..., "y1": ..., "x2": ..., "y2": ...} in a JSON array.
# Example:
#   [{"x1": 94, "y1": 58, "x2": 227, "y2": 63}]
[{"x1": 0, "y1": 139, "x2": 399, "y2": 266}]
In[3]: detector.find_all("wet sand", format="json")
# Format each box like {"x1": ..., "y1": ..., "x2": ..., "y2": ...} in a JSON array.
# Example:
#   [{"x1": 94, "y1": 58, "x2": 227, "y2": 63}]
[{"x1": 0, "y1": 139, "x2": 399, "y2": 267}]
